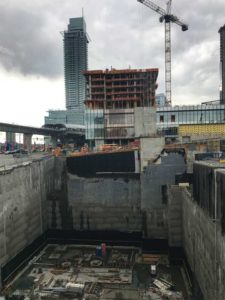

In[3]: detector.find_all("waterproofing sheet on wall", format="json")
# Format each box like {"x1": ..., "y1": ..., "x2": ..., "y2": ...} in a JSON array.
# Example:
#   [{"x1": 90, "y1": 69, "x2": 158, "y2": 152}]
[
  {"x1": 67, "y1": 151, "x2": 136, "y2": 176},
  {"x1": 193, "y1": 162, "x2": 225, "y2": 233}
]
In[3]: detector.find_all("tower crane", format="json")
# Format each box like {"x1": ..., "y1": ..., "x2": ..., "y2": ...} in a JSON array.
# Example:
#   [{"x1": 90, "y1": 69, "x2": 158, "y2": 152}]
[{"x1": 137, "y1": 0, "x2": 188, "y2": 106}]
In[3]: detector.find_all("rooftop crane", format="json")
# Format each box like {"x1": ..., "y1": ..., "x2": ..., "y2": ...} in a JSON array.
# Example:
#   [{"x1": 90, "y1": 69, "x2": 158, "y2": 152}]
[{"x1": 137, "y1": 0, "x2": 188, "y2": 106}]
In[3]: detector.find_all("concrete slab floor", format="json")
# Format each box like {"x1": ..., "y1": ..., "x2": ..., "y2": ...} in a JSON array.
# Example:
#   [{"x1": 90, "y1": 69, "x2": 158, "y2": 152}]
[{"x1": 1, "y1": 244, "x2": 191, "y2": 300}]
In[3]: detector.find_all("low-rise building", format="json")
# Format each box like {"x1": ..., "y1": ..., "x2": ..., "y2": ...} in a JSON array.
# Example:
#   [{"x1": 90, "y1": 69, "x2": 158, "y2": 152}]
[
  {"x1": 45, "y1": 109, "x2": 84, "y2": 126},
  {"x1": 157, "y1": 104, "x2": 225, "y2": 141}
]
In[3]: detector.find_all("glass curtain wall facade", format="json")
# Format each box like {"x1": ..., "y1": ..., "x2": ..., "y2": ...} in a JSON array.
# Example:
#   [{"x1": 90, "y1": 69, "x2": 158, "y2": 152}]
[
  {"x1": 157, "y1": 105, "x2": 225, "y2": 136},
  {"x1": 45, "y1": 110, "x2": 87, "y2": 126},
  {"x1": 105, "y1": 109, "x2": 135, "y2": 140},
  {"x1": 63, "y1": 17, "x2": 89, "y2": 124},
  {"x1": 85, "y1": 104, "x2": 225, "y2": 142},
  {"x1": 156, "y1": 93, "x2": 166, "y2": 107},
  {"x1": 85, "y1": 109, "x2": 135, "y2": 140},
  {"x1": 85, "y1": 109, "x2": 104, "y2": 140}
]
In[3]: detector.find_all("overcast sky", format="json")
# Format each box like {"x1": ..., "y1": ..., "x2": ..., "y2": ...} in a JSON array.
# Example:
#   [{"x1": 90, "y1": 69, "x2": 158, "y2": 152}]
[{"x1": 0, "y1": 0, "x2": 224, "y2": 127}]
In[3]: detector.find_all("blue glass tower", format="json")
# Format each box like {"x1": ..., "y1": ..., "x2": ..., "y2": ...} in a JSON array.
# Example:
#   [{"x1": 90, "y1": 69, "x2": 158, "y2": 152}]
[{"x1": 63, "y1": 17, "x2": 89, "y2": 124}]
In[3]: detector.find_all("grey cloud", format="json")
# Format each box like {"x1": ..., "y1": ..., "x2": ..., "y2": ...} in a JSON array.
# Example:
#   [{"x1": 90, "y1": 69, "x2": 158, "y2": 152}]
[
  {"x1": 0, "y1": 2, "x2": 63, "y2": 77},
  {"x1": 0, "y1": 0, "x2": 225, "y2": 104}
]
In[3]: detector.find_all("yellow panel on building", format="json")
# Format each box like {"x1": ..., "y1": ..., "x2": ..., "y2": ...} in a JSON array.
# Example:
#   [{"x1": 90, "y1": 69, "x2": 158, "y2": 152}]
[
  {"x1": 207, "y1": 140, "x2": 220, "y2": 152},
  {"x1": 179, "y1": 124, "x2": 225, "y2": 136}
]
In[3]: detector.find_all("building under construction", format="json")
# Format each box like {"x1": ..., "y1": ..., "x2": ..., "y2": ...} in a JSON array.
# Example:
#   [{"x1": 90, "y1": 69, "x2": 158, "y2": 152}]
[
  {"x1": 84, "y1": 68, "x2": 158, "y2": 109},
  {"x1": 84, "y1": 68, "x2": 158, "y2": 145}
]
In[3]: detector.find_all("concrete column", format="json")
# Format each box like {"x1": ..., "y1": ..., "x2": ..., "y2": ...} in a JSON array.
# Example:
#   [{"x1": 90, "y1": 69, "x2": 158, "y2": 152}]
[
  {"x1": 23, "y1": 133, "x2": 32, "y2": 153},
  {"x1": 134, "y1": 107, "x2": 157, "y2": 137},
  {"x1": 50, "y1": 136, "x2": 57, "y2": 148},
  {"x1": 5, "y1": 132, "x2": 16, "y2": 151},
  {"x1": 139, "y1": 137, "x2": 165, "y2": 171},
  {"x1": 6, "y1": 132, "x2": 16, "y2": 143}
]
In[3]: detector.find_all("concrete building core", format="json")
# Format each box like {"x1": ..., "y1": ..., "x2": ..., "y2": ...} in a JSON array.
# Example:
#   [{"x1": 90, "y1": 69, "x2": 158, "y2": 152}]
[{"x1": 219, "y1": 24, "x2": 225, "y2": 104}]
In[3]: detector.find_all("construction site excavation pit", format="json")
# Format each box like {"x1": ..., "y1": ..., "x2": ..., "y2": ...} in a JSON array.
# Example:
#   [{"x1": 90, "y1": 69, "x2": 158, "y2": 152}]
[{"x1": 1, "y1": 243, "x2": 191, "y2": 300}]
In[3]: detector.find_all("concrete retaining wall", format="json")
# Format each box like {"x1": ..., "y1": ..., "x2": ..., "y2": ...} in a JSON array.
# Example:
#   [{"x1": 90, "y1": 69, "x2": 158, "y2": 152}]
[
  {"x1": 48, "y1": 152, "x2": 185, "y2": 239},
  {"x1": 167, "y1": 186, "x2": 183, "y2": 247},
  {"x1": 3, "y1": 152, "x2": 225, "y2": 299},
  {"x1": 0, "y1": 152, "x2": 187, "y2": 289},
  {"x1": 141, "y1": 153, "x2": 186, "y2": 239},
  {"x1": 50, "y1": 176, "x2": 142, "y2": 232},
  {"x1": 0, "y1": 156, "x2": 64, "y2": 269},
  {"x1": 0, "y1": 152, "x2": 186, "y2": 260},
  {"x1": 168, "y1": 186, "x2": 225, "y2": 300}
]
